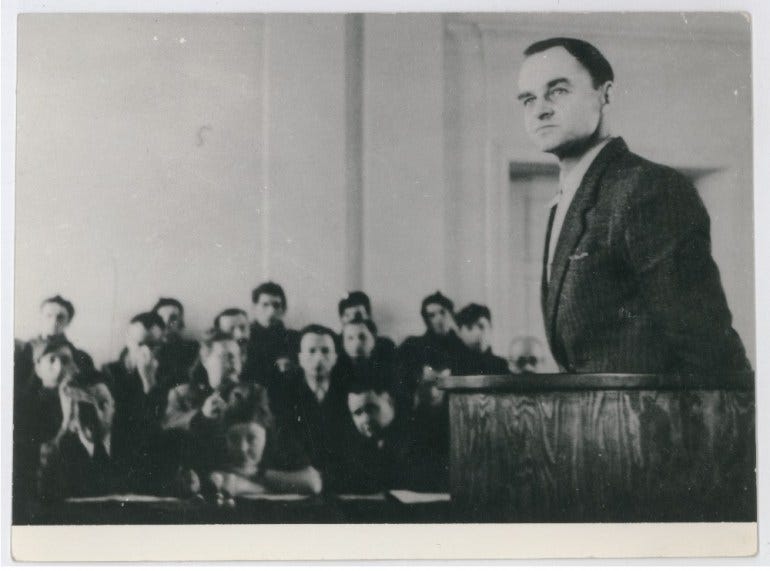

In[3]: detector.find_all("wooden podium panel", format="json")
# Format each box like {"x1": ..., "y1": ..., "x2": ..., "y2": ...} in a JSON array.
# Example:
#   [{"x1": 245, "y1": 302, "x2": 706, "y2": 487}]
[{"x1": 439, "y1": 373, "x2": 755, "y2": 522}]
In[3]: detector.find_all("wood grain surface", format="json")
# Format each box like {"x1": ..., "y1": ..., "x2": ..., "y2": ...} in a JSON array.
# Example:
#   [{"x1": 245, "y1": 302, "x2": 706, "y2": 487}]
[{"x1": 449, "y1": 389, "x2": 755, "y2": 522}]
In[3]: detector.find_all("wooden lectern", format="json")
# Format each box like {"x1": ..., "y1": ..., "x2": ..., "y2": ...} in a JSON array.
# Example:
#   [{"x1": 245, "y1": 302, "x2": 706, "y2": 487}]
[{"x1": 438, "y1": 373, "x2": 755, "y2": 522}]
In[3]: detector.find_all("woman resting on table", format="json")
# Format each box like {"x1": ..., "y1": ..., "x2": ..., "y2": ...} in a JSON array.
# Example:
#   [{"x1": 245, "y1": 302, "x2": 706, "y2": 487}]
[
  {"x1": 205, "y1": 409, "x2": 323, "y2": 498},
  {"x1": 182, "y1": 409, "x2": 322, "y2": 497}
]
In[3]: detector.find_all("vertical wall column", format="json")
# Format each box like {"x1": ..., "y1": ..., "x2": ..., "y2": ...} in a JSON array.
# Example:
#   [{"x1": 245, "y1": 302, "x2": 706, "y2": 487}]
[{"x1": 344, "y1": 14, "x2": 364, "y2": 291}]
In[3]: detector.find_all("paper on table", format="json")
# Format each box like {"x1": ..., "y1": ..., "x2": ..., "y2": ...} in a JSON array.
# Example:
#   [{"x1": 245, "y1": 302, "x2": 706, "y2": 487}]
[
  {"x1": 237, "y1": 493, "x2": 309, "y2": 501},
  {"x1": 66, "y1": 494, "x2": 182, "y2": 503},
  {"x1": 336, "y1": 492, "x2": 387, "y2": 501},
  {"x1": 388, "y1": 490, "x2": 451, "y2": 504}
]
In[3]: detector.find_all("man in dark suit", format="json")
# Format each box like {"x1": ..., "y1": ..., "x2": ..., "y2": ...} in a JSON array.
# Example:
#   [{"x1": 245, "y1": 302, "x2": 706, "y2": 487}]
[
  {"x1": 246, "y1": 282, "x2": 301, "y2": 381},
  {"x1": 454, "y1": 303, "x2": 510, "y2": 376},
  {"x1": 517, "y1": 37, "x2": 749, "y2": 373}
]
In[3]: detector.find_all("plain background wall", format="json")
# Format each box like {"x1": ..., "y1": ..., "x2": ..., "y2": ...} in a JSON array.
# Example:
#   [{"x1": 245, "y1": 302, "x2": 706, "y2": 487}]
[
  {"x1": 15, "y1": 13, "x2": 754, "y2": 368},
  {"x1": 15, "y1": 14, "x2": 266, "y2": 367}
]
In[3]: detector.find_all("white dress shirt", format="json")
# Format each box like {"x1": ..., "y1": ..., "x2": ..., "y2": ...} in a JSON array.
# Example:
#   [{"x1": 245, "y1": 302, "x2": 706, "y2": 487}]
[
  {"x1": 546, "y1": 137, "x2": 613, "y2": 282},
  {"x1": 305, "y1": 376, "x2": 330, "y2": 403}
]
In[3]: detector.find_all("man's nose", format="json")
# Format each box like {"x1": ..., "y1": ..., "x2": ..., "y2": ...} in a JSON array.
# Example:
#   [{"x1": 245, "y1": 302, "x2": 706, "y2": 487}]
[{"x1": 536, "y1": 102, "x2": 554, "y2": 121}]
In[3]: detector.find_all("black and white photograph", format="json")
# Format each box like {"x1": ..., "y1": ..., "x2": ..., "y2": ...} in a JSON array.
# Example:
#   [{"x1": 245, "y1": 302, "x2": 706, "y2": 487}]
[{"x1": 3, "y1": 4, "x2": 764, "y2": 562}]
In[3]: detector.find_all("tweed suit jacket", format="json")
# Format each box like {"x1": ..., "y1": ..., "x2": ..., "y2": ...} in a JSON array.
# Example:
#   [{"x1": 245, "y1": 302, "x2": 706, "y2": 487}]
[{"x1": 541, "y1": 137, "x2": 749, "y2": 373}]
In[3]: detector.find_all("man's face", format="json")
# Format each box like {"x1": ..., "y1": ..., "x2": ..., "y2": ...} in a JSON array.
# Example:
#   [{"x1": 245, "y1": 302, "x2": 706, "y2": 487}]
[
  {"x1": 459, "y1": 317, "x2": 492, "y2": 353},
  {"x1": 217, "y1": 313, "x2": 250, "y2": 355},
  {"x1": 508, "y1": 337, "x2": 546, "y2": 373},
  {"x1": 202, "y1": 339, "x2": 241, "y2": 389},
  {"x1": 76, "y1": 383, "x2": 115, "y2": 442},
  {"x1": 517, "y1": 46, "x2": 607, "y2": 157},
  {"x1": 225, "y1": 422, "x2": 266, "y2": 470},
  {"x1": 342, "y1": 323, "x2": 376, "y2": 360},
  {"x1": 156, "y1": 305, "x2": 183, "y2": 335},
  {"x1": 347, "y1": 391, "x2": 394, "y2": 439},
  {"x1": 253, "y1": 294, "x2": 285, "y2": 328},
  {"x1": 40, "y1": 302, "x2": 71, "y2": 338},
  {"x1": 424, "y1": 303, "x2": 453, "y2": 336},
  {"x1": 299, "y1": 333, "x2": 337, "y2": 380},
  {"x1": 125, "y1": 322, "x2": 164, "y2": 357},
  {"x1": 34, "y1": 346, "x2": 78, "y2": 388},
  {"x1": 340, "y1": 304, "x2": 370, "y2": 325}
]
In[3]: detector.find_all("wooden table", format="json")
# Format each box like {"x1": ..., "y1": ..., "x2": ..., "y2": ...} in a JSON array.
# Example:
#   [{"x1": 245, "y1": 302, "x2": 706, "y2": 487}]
[{"x1": 439, "y1": 372, "x2": 756, "y2": 522}]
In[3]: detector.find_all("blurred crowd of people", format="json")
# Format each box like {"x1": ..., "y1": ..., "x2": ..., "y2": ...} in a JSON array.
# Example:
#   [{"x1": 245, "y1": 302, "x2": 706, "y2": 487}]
[{"x1": 13, "y1": 283, "x2": 546, "y2": 519}]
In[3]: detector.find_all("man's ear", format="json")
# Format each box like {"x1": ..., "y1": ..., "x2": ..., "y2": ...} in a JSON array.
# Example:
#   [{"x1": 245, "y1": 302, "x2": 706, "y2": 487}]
[{"x1": 601, "y1": 81, "x2": 613, "y2": 105}]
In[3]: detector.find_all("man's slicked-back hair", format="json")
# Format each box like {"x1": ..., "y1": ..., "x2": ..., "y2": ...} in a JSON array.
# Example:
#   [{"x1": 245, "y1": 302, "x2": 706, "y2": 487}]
[
  {"x1": 213, "y1": 308, "x2": 248, "y2": 330},
  {"x1": 299, "y1": 323, "x2": 337, "y2": 346},
  {"x1": 152, "y1": 297, "x2": 184, "y2": 315},
  {"x1": 41, "y1": 295, "x2": 75, "y2": 321},
  {"x1": 251, "y1": 281, "x2": 287, "y2": 309},
  {"x1": 455, "y1": 303, "x2": 492, "y2": 329},
  {"x1": 524, "y1": 37, "x2": 614, "y2": 88},
  {"x1": 338, "y1": 291, "x2": 372, "y2": 317},
  {"x1": 130, "y1": 311, "x2": 166, "y2": 331}
]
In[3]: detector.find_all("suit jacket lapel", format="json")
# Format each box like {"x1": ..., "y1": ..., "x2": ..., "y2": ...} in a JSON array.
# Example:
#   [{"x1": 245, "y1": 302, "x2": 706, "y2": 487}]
[{"x1": 543, "y1": 138, "x2": 628, "y2": 342}]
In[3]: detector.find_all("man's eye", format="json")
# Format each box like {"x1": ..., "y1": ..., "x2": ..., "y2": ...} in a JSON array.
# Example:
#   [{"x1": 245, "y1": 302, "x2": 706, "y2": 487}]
[{"x1": 549, "y1": 87, "x2": 568, "y2": 98}]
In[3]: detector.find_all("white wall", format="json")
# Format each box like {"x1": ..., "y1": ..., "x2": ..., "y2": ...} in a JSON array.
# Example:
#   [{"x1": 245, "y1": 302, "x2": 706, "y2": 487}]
[
  {"x1": 15, "y1": 14, "x2": 266, "y2": 366},
  {"x1": 15, "y1": 13, "x2": 755, "y2": 368},
  {"x1": 361, "y1": 14, "x2": 447, "y2": 340}
]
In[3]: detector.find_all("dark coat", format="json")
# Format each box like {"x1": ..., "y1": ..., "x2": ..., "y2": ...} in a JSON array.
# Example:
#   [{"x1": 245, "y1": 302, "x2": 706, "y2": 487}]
[
  {"x1": 542, "y1": 137, "x2": 749, "y2": 373},
  {"x1": 245, "y1": 321, "x2": 301, "y2": 383}
]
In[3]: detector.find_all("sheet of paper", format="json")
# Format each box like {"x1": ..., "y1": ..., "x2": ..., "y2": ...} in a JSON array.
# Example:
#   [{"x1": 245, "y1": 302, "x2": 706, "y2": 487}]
[
  {"x1": 336, "y1": 492, "x2": 387, "y2": 501},
  {"x1": 237, "y1": 493, "x2": 309, "y2": 501},
  {"x1": 388, "y1": 490, "x2": 451, "y2": 504},
  {"x1": 66, "y1": 495, "x2": 182, "y2": 503}
]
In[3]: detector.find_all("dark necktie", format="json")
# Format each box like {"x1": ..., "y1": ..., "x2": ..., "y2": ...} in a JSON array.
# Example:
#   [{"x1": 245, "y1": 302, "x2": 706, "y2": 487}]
[
  {"x1": 92, "y1": 440, "x2": 110, "y2": 468},
  {"x1": 542, "y1": 204, "x2": 558, "y2": 289}
]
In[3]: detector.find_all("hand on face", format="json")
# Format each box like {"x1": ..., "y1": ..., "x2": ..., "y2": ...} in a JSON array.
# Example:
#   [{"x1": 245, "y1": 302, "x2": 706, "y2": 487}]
[
  {"x1": 57, "y1": 380, "x2": 78, "y2": 437},
  {"x1": 202, "y1": 340, "x2": 241, "y2": 390},
  {"x1": 134, "y1": 345, "x2": 159, "y2": 391},
  {"x1": 201, "y1": 393, "x2": 227, "y2": 420},
  {"x1": 416, "y1": 366, "x2": 450, "y2": 408}
]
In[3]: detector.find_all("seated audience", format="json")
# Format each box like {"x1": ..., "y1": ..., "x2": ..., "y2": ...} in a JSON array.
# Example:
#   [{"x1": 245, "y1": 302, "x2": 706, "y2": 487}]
[
  {"x1": 454, "y1": 303, "x2": 510, "y2": 375},
  {"x1": 397, "y1": 291, "x2": 466, "y2": 406},
  {"x1": 337, "y1": 291, "x2": 397, "y2": 357},
  {"x1": 507, "y1": 336, "x2": 548, "y2": 374},
  {"x1": 37, "y1": 381, "x2": 127, "y2": 500},
  {"x1": 102, "y1": 312, "x2": 170, "y2": 444},
  {"x1": 247, "y1": 282, "x2": 301, "y2": 381},
  {"x1": 269, "y1": 324, "x2": 350, "y2": 482},
  {"x1": 338, "y1": 317, "x2": 399, "y2": 395},
  {"x1": 152, "y1": 297, "x2": 200, "y2": 384},
  {"x1": 206, "y1": 407, "x2": 323, "y2": 498},
  {"x1": 163, "y1": 329, "x2": 271, "y2": 474},
  {"x1": 14, "y1": 338, "x2": 82, "y2": 516},
  {"x1": 405, "y1": 353, "x2": 453, "y2": 491},
  {"x1": 332, "y1": 383, "x2": 412, "y2": 493},
  {"x1": 214, "y1": 307, "x2": 258, "y2": 382},
  {"x1": 17, "y1": 295, "x2": 95, "y2": 388},
  {"x1": 102, "y1": 312, "x2": 180, "y2": 488}
]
